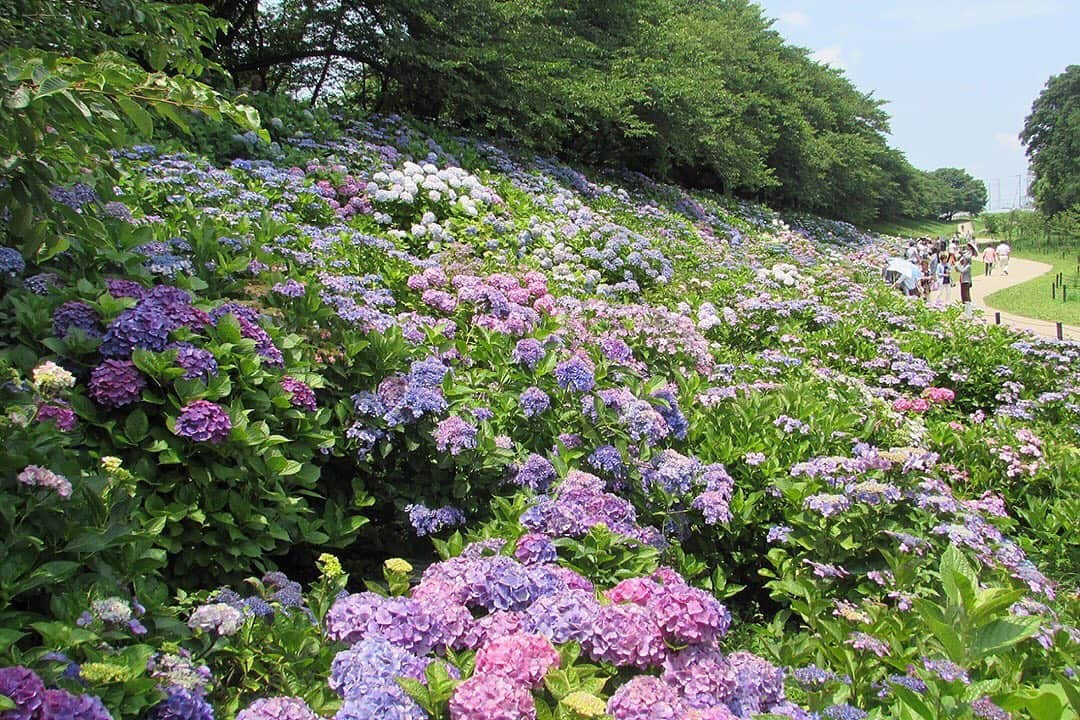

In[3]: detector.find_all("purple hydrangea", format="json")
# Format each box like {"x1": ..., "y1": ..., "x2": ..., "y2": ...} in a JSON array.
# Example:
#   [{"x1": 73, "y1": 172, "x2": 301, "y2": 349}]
[
  {"x1": 38, "y1": 689, "x2": 113, "y2": 720},
  {"x1": 408, "y1": 358, "x2": 449, "y2": 388},
  {"x1": 53, "y1": 301, "x2": 103, "y2": 340},
  {"x1": 405, "y1": 504, "x2": 466, "y2": 536},
  {"x1": 235, "y1": 698, "x2": 316, "y2": 720},
  {"x1": 587, "y1": 445, "x2": 624, "y2": 477},
  {"x1": 647, "y1": 583, "x2": 730, "y2": 645},
  {"x1": 100, "y1": 304, "x2": 173, "y2": 357},
  {"x1": 271, "y1": 280, "x2": 306, "y2": 298},
  {"x1": 448, "y1": 674, "x2": 534, "y2": 720},
  {"x1": 514, "y1": 533, "x2": 557, "y2": 564},
  {"x1": 519, "y1": 387, "x2": 550, "y2": 417},
  {"x1": 524, "y1": 589, "x2": 600, "y2": 644},
  {"x1": 433, "y1": 416, "x2": 477, "y2": 455},
  {"x1": 147, "y1": 686, "x2": 214, "y2": 720},
  {"x1": 513, "y1": 454, "x2": 557, "y2": 492},
  {"x1": 554, "y1": 356, "x2": 595, "y2": 392},
  {"x1": 663, "y1": 645, "x2": 737, "y2": 709},
  {"x1": 106, "y1": 279, "x2": 148, "y2": 300},
  {"x1": 650, "y1": 385, "x2": 688, "y2": 440},
  {"x1": 607, "y1": 677, "x2": 685, "y2": 720},
  {"x1": 325, "y1": 594, "x2": 440, "y2": 655},
  {"x1": 37, "y1": 403, "x2": 78, "y2": 431},
  {"x1": 281, "y1": 377, "x2": 317, "y2": 411},
  {"x1": 0, "y1": 247, "x2": 26, "y2": 276},
  {"x1": 586, "y1": 603, "x2": 667, "y2": 668},
  {"x1": 174, "y1": 401, "x2": 232, "y2": 443},
  {"x1": 726, "y1": 651, "x2": 786, "y2": 717},
  {"x1": 329, "y1": 637, "x2": 428, "y2": 701},
  {"x1": 0, "y1": 666, "x2": 46, "y2": 720},
  {"x1": 88, "y1": 359, "x2": 146, "y2": 408},
  {"x1": 173, "y1": 345, "x2": 219, "y2": 381},
  {"x1": 511, "y1": 338, "x2": 545, "y2": 370}
]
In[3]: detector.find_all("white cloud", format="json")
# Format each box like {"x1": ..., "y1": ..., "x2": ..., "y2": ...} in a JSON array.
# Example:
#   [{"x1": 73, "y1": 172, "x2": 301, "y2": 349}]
[
  {"x1": 812, "y1": 45, "x2": 847, "y2": 70},
  {"x1": 778, "y1": 10, "x2": 810, "y2": 26}
]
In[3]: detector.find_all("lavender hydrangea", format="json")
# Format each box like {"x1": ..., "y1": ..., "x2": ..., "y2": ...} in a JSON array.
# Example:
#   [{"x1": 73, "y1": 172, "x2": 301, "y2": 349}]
[
  {"x1": 280, "y1": 377, "x2": 317, "y2": 411},
  {"x1": 433, "y1": 416, "x2": 477, "y2": 455},
  {"x1": 406, "y1": 504, "x2": 466, "y2": 536},
  {"x1": 173, "y1": 345, "x2": 219, "y2": 381},
  {"x1": 513, "y1": 454, "x2": 557, "y2": 492},
  {"x1": 606, "y1": 677, "x2": 685, "y2": 720},
  {"x1": 514, "y1": 533, "x2": 557, "y2": 564},
  {"x1": 519, "y1": 387, "x2": 550, "y2": 417},
  {"x1": 511, "y1": 338, "x2": 545, "y2": 370}
]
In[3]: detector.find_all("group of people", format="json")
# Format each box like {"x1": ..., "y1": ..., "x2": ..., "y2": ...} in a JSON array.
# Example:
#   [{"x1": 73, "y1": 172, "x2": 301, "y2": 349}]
[{"x1": 889, "y1": 236, "x2": 1012, "y2": 316}]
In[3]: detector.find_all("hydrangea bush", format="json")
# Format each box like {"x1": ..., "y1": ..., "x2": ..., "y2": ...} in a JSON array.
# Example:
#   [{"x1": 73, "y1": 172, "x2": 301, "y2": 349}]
[{"x1": 1, "y1": 107, "x2": 1077, "y2": 720}]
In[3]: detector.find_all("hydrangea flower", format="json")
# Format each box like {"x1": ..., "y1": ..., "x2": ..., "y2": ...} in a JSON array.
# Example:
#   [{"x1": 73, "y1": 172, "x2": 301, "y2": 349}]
[
  {"x1": 511, "y1": 339, "x2": 545, "y2": 370},
  {"x1": 514, "y1": 533, "x2": 557, "y2": 565},
  {"x1": 474, "y1": 633, "x2": 559, "y2": 688},
  {"x1": 173, "y1": 345, "x2": 219, "y2": 382},
  {"x1": 0, "y1": 246, "x2": 26, "y2": 276},
  {"x1": 53, "y1": 301, "x2": 103, "y2": 340},
  {"x1": 448, "y1": 674, "x2": 535, "y2": 720},
  {"x1": 17, "y1": 465, "x2": 73, "y2": 498},
  {"x1": 406, "y1": 504, "x2": 466, "y2": 536},
  {"x1": 519, "y1": 387, "x2": 550, "y2": 417},
  {"x1": 175, "y1": 401, "x2": 232, "y2": 443},
  {"x1": 606, "y1": 676, "x2": 685, "y2": 720},
  {"x1": 88, "y1": 360, "x2": 145, "y2": 408},
  {"x1": 513, "y1": 454, "x2": 557, "y2": 492},
  {"x1": 647, "y1": 583, "x2": 730, "y2": 645},
  {"x1": 586, "y1": 603, "x2": 667, "y2": 668},
  {"x1": 37, "y1": 403, "x2": 78, "y2": 431},
  {"x1": 663, "y1": 645, "x2": 737, "y2": 709},
  {"x1": 281, "y1": 377, "x2": 317, "y2": 411},
  {"x1": 271, "y1": 280, "x2": 306, "y2": 298},
  {"x1": 147, "y1": 686, "x2": 214, "y2": 720},
  {"x1": 0, "y1": 666, "x2": 46, "y2": 720},
  {"x1": 188, "y1": 603, "x2": 245, "y2": 636},
  {"x1": 433, "y1": 416, "x2": 477, "y2": 455},
  {"x1": 554, "y1": 356, "x2": 595, "y2": 392}
]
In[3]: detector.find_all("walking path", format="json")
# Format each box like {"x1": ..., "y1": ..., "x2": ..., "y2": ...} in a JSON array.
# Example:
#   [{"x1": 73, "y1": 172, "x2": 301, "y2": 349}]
[{"x1": 954, "y1": 240, "x2": 1080, "y2": 340}]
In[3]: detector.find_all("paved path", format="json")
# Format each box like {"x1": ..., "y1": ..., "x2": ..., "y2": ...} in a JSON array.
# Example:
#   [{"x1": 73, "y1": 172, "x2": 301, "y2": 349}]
[{"x1": 950, "y1": 240, "x2": 1080, "y2": 340}]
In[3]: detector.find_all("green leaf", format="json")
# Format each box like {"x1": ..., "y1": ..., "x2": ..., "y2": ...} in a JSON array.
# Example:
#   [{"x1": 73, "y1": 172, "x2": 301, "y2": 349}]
[
  {"x1": 972, "y1": 618, "x2": 1040, "y2": 659},
  {"x1": 125, "y1": 409, "x2": 150, "y2": 443},
  {"x1": 5, "y1": 85, "x2": 30, "y2": 108},
  {"x1": 940, "y1": 544, "x2": 976, "y2": 612},
  {"x1": 115, "y1": 95, "x2": 154, "y2": 136}
]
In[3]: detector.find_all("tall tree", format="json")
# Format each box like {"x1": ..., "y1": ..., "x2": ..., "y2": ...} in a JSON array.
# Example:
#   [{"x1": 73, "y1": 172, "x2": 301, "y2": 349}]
[
  {"x1": 928, "y1": 168, "x2": 988, "y2": 220},
  {"x1": 1021, "y1": 65, "x2": 1080, "y2": 215}
]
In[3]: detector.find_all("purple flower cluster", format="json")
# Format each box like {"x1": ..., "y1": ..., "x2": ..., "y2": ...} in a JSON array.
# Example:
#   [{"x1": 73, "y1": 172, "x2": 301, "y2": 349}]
[
  {"x1": 173, "y1": 345, "x2": 219, "y2": 381},
  {"x1": 88, "y1": 359, "x2": 146, "y2": 408},
  {"x1": 175, "y1": 401, "x2": 232, "y2": 443},
  {"x1": 405, "y1": 504, "x2": 466, "y2": 536},
  {"x1": 518, "y1": 387, "x2": 550, "y2": 417},
  {"x1": 280, "y1": 377, "x2": 317, "y2": 411},
  {"x1": 520, "y1": 470, "x2": 660, "y2": 546},
  {"x1": 433, "y1": 415, "x2": 478, "y2": 455},
  {"x1": 148, "y1": 686, "x2": 214, "y2": 720},
  {"x1": 511, "y1": 339, "x2": 545, "y2": 370},
  {"x1": 554, "y1": 355, "x2": 595, "y2": 392},
  {"x1": 512, "y1": 454, "x2": 557, "y2": 492},
  {"x1": 17, "y1": 465, "x2": 73, "y2": 499},
  {"x1": 236, "y1": 697, "x2": 317, "y2": 720}
]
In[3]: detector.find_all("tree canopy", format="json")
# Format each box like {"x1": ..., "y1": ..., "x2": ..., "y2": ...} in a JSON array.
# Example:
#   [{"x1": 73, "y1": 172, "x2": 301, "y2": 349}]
[
  {"x1": 1021, "y1": 65, "x2": 1080, "y2": 216},
  {"x1": 190, "y1": 0, "x2": 975, "y2": 226}
]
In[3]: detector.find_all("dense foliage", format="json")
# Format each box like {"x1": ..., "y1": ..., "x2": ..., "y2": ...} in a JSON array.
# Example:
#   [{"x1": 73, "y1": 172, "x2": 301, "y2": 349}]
[
  {"x1": 1, "y1": 4, "x2": 1078, "y2": 720},
  {"x1": 1021, "y1": 65, "x2": 1080, "y2": 217},
  {"x1": 187, "y1": 0, "x2": 974, "y2": 226}
]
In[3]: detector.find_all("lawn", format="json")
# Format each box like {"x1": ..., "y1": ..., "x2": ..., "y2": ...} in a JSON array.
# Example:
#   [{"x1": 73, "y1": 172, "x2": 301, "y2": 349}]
[
  {"x1": 869, "y1": 217, "x2": 966, "y2": 238},
  {"x1": 982, "y1": 248, "x2": 1080, "y2": 326}
]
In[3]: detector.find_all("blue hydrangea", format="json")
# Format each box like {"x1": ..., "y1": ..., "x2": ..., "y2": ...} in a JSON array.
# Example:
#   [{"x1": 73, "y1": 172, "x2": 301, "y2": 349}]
[
  {"x1": 554, "y1": 356, "x2": 595, "y2": 392},
  {"x1": 101, "y1": 304, "x2": 174, "y2": 357},
  {"x1": 148, "y1": 686, "x2": 214, "y2": 720},
  {"x1": 587, "y1": 445, "x2": 624, "y2": 477},
  {"x1": 519, "y1": 387, "x2": 550, "y2": 417},
  {"x1": 513, "y1": 454, "x2": 557, "y2": 492},
  {"x1": 0, "y1": 247, "x2": 26, "y2": 276}
]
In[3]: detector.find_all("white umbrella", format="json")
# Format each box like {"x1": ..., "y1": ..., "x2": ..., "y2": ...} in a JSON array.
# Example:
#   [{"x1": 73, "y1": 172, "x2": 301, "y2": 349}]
[{"x1": 884, "y1": 257, "x2": 922, "y2": 291}]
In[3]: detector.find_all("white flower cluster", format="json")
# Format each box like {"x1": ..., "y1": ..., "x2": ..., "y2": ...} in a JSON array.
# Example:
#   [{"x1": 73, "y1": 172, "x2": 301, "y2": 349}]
[
  {"x1": 697, "y1": 302, "x2": 738, "y2": 331},
  {"x1": 756, "y1": 262, "x2": 808, "y2": 287},
  {"x1": 367, "y1": 162, "x2": 500, "y2": 218}
]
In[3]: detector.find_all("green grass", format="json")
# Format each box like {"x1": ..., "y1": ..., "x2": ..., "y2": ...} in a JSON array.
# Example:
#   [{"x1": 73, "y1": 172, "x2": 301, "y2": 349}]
[
  {"x1": 982, "y1": 249, "x2": 1080, "y2": 326},
  {"x1": 869, "y1": 217, "x2": 967, "y2": 239}
]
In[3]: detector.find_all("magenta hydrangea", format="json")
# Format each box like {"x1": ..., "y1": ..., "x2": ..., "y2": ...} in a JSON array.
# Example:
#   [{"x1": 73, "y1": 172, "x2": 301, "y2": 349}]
[
  {"x1": 39, "y1": 689, "x2": 113, "y2": 720},
  {"x1": 606, "y1": 676, "x2": 685, "y2": 720},
  {"x1": 474, "y1": 634, "x2": 559, "y2": 688},
  {"x1": 448, "y1": 674, "x2": 535, "y2": 720},
  {"x1": 647, "y1": 583, "x2": 731, "y2": 645},
  {"x1": 88, "y1": 359, "x2": 146, "y2": 408},
  {"x1": 37, "y1": 403, "x2": 78, "y2": 431},
  {"x1": 174, "y1": 401, "x2": 232, "y2": 443},
  {"x1": 281, "y1": 377, "x2": 317, "y2": 411}
]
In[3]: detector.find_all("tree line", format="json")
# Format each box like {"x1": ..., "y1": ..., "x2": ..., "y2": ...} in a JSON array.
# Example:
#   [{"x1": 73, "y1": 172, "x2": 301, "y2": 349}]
[{"x1": 2, "y1": 0, "x2": 991, "y2": 225}]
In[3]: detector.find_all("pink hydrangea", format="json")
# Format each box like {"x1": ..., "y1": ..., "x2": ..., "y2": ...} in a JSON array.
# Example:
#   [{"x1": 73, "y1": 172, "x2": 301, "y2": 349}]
[
  {"x1": 606, "y1": 676, "x2": 685, "y2": 720},
  {"x1": 922, "y1": 387, "x2": 955, "y2": 404},
  {"x1": 647, "y1": 584, "x2": 730, "y2": 645},
  {"x1": 474, "y1": 634, "x2": 559, "y2": 688},
  {"x1": 448, "y1": 674, "x2": 535, "y2": 720},
  {"x1": 605, "y1": 577, "x2": 662, "y2": 605}
]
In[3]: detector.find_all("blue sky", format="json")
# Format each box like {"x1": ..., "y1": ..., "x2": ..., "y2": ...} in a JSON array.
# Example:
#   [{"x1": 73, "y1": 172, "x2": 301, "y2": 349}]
[{"x1": 754, "y1": 0, "x2": 1078, "y2": 211}]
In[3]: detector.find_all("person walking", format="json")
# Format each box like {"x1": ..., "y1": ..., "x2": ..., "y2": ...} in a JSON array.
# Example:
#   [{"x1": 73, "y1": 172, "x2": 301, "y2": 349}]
[
  {"x1": 958, "y1": 246, "x2": 974, "y2": 316},
  {"x1": 981, "y1": 244, "x2": 997, "y2": 276},
  {"x1": 996, "y1": 241, "x2": 1011, "y2": 275},
  {"x1": 935, "y1": 249, "x2": 952, "y2": 306}
]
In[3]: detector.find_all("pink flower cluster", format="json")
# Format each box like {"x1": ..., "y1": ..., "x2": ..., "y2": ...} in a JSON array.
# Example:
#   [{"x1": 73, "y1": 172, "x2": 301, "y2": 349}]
[
  {"x1": 921, "y1": 387, "x2": 955, "y2": 404},
  {"x1": 409, "y1": 270, "x2": 554, "y2": 335}
]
